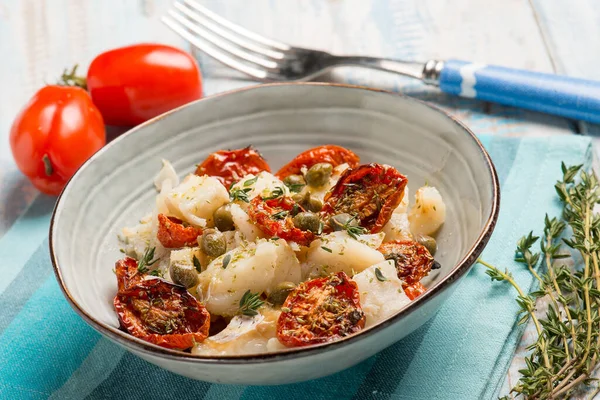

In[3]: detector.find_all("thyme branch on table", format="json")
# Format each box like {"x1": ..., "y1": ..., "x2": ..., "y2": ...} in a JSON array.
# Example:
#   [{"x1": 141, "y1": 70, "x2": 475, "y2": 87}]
[{"x1": 479, "y1": 163, "x2": 600, "y2": 400}]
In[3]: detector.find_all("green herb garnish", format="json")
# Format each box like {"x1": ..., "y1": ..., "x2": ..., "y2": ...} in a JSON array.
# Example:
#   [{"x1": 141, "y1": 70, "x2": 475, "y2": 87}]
[
  {"x1": 239, "y1": 290, "x2": 264, "y2": 316},
  {"x1": 285, "y1": 182, "x2": 305, "y2": 193},
  {"x1": 193, "y1": 255, "x2": 202, "y2": 272},
  {"x1": 244, "y1": 176, "x2": 258, "y2": 187},
  {"x1": 342, "y1": 214, "x2": 367, "y2": 240},
  {"x1": 222, "y1": 253, "x2": 231, "y2": 269},
  {"x1": 230, "y1": 187, "x2": 252, "y2": 203},
  {"x1": 374, "y1": 267, "x2": 387, "y2": 282},
  {"x1": 137, "y1": 247, "x2": 159, "y2": 274},
  {"x1": 272, "y1": 210, "x2": 288, "y2": 220},
  {"x1": 263, "y1": 186, "x2": 285, "y2": 200},
  {"x1": 321, "y1": 246, "x2": 332, "y2": 253}
]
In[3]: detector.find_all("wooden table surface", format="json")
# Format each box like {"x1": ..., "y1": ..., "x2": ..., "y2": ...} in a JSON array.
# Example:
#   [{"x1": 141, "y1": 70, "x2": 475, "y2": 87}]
[{"x1": 1, "y1": 1, "x2": 599, "y2": 398}]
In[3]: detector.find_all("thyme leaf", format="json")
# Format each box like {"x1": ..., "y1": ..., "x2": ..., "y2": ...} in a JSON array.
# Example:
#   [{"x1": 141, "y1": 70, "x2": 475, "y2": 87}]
[
  {"x1": 239, "y1": 290, "x2": 264, "y2": 316},
  {"x1": 222, "y1": 253, "x2": 231, "y2": 269},
  {"x1": 244, "y1": 176, "x2": 258, "y2": 187},
  {"x1": 263, "y1": 186, "x2": 285, "y2": 200},
  {"x1": 374, "y1": 267, "x2": 387, "y2": 282},
  {"x1": 193, "y1": 255, "x2": 202, "y2": 273}
]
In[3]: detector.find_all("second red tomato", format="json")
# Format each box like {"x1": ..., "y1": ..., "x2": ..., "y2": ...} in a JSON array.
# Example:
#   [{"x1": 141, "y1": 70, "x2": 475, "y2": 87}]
[{"x1": 87, "y1": 44, "x2": 202, "y2": 126}]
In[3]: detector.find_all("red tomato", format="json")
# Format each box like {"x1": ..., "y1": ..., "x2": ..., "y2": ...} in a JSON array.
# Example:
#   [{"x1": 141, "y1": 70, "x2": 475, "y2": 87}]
[
  {"x1": 9, "y1": 86, "x2": 105, "y2": 196},
  {"x1": 322, "y1": 163, "x2": 408, "y2": 233},
  {"x1": 195, "y1": 147, "x2": 271, "y2": 188},
  {"x1": 404, "y1": 282, "x2": 426, "y2": 300},
  {"x1": 277, "y1": 272, "x2": 365, "y2": 347},
  {"x1": 377, "y1": 240, "x2": 435, "y2": 285},
  {"x1": 115, "y1": 257, "x2": 145, "y2": 293},
  {"x1": 87, "y1": 44, "x2": 202, "y2": 126},
  {"x1": 248, "y1": 196, "x2": 315, "y2": 245},
  {"x1": 156, "y1": 214, "x2": 203, "y2": 248},
  {"x1": 114, "y1": 278, "x2": 210, "y2": 349},
  {"x1": 275, "y1": 145, "x2": 360, "y2": 179}
]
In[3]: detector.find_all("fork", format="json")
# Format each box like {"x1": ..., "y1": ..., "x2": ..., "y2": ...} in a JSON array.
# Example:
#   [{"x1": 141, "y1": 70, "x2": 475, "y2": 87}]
[{"x1": 163, "y1": 0, "x2": 600, "y2": 124}]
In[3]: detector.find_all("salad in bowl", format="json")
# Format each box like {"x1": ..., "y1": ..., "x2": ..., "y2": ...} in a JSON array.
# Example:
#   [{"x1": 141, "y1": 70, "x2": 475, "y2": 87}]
[{"x1": 114, "y1": 144, "x2": 445, "y2": 355}]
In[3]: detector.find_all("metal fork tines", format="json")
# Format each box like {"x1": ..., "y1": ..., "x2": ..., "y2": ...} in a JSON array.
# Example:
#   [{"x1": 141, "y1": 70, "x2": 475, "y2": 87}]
[{"x1": 162, "y1": 0, "x2": 428, "y2": 82}]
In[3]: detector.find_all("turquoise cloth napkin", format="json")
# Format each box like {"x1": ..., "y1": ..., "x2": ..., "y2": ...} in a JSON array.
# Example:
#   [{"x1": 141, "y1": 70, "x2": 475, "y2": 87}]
[{"x1": 0, "y1": 135, "x2": 592, "y2": 400}]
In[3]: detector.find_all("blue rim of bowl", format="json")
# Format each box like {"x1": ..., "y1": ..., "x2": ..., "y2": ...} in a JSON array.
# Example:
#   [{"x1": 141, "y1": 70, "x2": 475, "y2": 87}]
[{"x1": 49, "y1": 82, "x2": 500, "y2": 364}]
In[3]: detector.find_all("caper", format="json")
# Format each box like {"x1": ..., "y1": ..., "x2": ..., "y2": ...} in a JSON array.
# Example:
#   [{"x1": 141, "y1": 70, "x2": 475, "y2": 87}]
[
  {"x1": 169, "y1": 263, "x2": 199, "y2": 288},
  {"x1": 213, "y1": 204, "x2": 235, "y2": 231},
  {"x1": 328, "y1": 213, "x2": 358, "y2": 231},
  {"x1": 268, "y1": 281, "x2": 296, "y2": 305},
  {"x1": 291, "y1": 191, "x2": 323, "y2": 212},
  {"x1": 283, "y1": 174, "x2": 306, "y2": 188},
  {"x1": 201, "y1": 228, "x2": 227, "y2": 257},
  {"x1": 348, "y1": 310, "x2": 364, "y2": 325},
  {"x1": 291, "y1": 193, "x2": 304, "y2": 203},
  {"x1": 292, "y1": 212, "x2": 321, "y2": 233},
  {"x1": 305, "y1": 196, "x2": 323, "y2": 212},
  {"x1": 416, "y1": 233, "x2": 437, "y2": 255},
  {"x1": 305, "y1": 163, "x2": 333, "y2": 187}
]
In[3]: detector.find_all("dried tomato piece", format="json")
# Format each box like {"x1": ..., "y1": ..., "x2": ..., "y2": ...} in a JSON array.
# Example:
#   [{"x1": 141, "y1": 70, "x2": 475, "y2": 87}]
[
  {"x1": 378, "y1": 240, "x2": 434, "y2": 285},
  {"x1": 275, "y1": 145, "x2": 360, "y2": 180},
  {"x1": 194, "y1": 146, "x2": 271, "y2": 187},
  {"x1": 156, "y1": 214, "x2": 202, "y2": 248},
  {"x1": 277, "y1": 272, "x2": 365, "y2": 347},
  {"x1": 115, "y1": 257, "x2": 144, "y2": 293},
  {"x1": 404, "y1": 282, "x2": 426, "y2": 300},
  {"x1": 114, "y1": 278, "x2": 210, "y2": 349},
  {"x1": 248, "y1": 196, "x2": 315, "y2": 246},
  {"x1": 322, "y1": 163, "x2": 407, "y2": 233}
]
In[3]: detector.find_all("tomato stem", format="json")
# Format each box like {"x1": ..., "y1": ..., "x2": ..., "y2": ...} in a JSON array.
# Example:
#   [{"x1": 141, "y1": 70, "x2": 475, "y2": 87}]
[
  {"x1": 42, "y1": 154, "x2": 54, "y2": 176},
  {"x1": 58, "y1": 64, "x2": 87, "y2": 90}
]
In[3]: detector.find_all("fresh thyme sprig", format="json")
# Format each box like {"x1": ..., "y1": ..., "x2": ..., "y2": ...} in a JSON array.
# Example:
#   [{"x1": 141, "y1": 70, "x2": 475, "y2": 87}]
[
  {"x1": 137, "y1": 247, "x2": 159, "y2": 274},
  {"x1": 479, "y1": 163, "x2": 600, "y2": 399},
  {"x1": 238, "y1": 290, "x2": 264, "y2": 317},
  {"x1": 229, "y1": 186, "x2": 252, "y2": 203},
  {"x1": 263, "y1": 186, "x2": 285, "y2": 200},
  {"x1": 343, "y1": 214, "x2": 367, "y2": 240}
]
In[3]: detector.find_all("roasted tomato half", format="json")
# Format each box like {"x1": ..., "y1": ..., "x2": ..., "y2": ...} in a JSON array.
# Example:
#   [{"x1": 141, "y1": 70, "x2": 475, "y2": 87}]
[
  {"x1": 115, "y1": 257, "x2": 145, "y2": 293},
  {"x1": 276, "y1": 145, "x2": 360, "y2": 180},
  {"x1": 404, "y1": 282, "x2": 427, "y2": 300},
  {"x1": 195, "y1": 146, "x2": 271, "y2": 187},
  {"x1": 322, "y1": 163, "x2": 407, "y2": 233},
  {"x1": 114, "y1": 277, "x2": 210, "y2": 350},
  {"x1": 248, "y1": 196, "x2": 315, "y2": 246},
  {"x1": 156, "y1": 214, "x2": 202, "y2": 248},
  {"x1": 277, "y1": 272, "x2": 365, "y2": 347},
  {"x1": 378, "y1": 240, "x2": 434, "y2": 285}
]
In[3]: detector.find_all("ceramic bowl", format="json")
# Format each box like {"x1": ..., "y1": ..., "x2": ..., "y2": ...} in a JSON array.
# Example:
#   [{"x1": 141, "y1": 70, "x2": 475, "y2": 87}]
[{"x1": 50, "y1": 83, "x2": 499, "y2": 385}]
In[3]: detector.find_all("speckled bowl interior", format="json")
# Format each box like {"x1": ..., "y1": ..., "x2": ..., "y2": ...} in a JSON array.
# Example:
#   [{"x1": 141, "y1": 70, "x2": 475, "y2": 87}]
[{"x1": 50, "y1": 83, "x2": 499, "y2": 385}]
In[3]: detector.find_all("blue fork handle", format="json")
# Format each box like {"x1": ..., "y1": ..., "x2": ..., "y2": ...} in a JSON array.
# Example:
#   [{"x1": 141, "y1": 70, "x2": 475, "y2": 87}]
[{"x1": 438, "y1": 59, "x2": 600, "y2": 124}]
